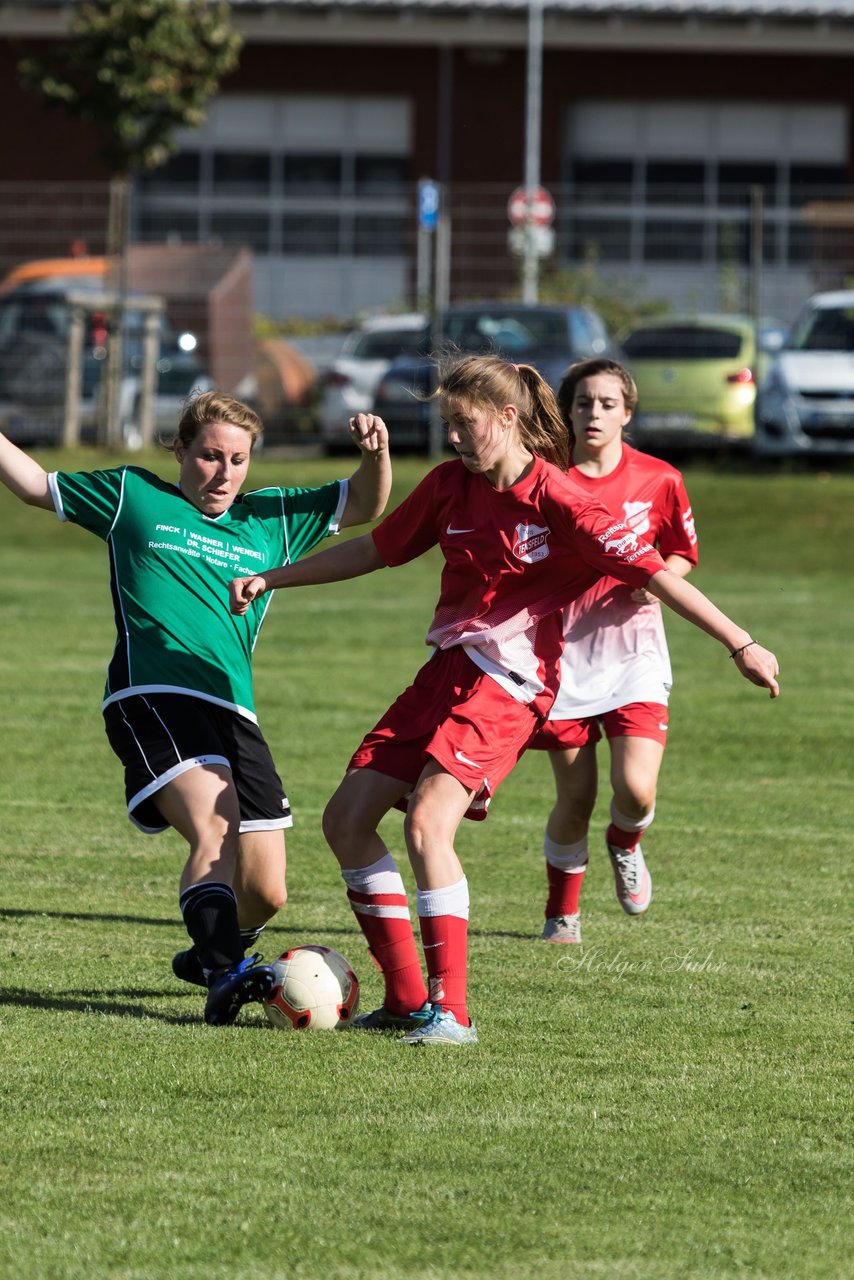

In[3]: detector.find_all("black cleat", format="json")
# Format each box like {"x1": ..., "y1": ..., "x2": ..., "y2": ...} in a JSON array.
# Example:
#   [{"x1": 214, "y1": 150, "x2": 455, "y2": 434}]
[{"x1": 203, "y1": 955, "x2": 275, "y2": 1026}]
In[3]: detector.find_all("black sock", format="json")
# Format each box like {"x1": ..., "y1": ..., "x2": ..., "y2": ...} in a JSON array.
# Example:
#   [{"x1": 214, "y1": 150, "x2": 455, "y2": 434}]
[
  {"x1": 179, "y1": 882, "x2": 243, "y2": 983},
  {"x1": 240, "y1": 923, "x2": 267, "y2": 954}
]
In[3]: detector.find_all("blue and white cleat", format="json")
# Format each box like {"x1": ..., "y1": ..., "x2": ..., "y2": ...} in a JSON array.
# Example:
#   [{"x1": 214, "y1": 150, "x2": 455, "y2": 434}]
[
  {"x1": 204, "y1": 954, "x2": 275, "y2": 1026},
  {"x1": 399, "y1": 1005, "x2": 478, "y2": 1046},
  {"x1": 350, "y1": 1001, "x2": 432, "y2": 1032}
]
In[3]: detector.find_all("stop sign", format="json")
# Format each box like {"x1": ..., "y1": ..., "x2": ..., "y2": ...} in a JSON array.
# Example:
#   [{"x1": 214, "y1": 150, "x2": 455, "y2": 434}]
[{"x1": 507, "y1": 185, "x2": 555, "y2": 227}]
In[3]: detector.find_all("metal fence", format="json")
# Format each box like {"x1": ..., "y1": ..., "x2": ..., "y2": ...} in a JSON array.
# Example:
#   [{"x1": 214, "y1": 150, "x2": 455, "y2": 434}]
[{"x1": 1, "y1": 178, "x2": 853, "y2": 445}]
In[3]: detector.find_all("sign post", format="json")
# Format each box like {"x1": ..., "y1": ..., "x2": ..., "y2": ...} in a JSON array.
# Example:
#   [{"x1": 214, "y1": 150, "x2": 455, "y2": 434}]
[
  {"x1": 507, "y1": 184, "x2": 556, "y2": 278},
  {"x1": 417, "y1": 177, "x2": 440, "y2": 310}
]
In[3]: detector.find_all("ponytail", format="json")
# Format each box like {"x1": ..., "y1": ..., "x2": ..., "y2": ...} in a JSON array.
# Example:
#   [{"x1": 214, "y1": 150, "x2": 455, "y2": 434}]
[{"x1": 434, "y1": 354, "x2": 569, "y2": 470}]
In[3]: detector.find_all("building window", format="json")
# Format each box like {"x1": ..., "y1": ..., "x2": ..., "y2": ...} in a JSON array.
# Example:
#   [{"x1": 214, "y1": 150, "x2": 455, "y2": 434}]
[
  {"x1": 563, "y1": 100, "x2": 849, "y2": 271},
  {"x1": 283, "y1": 155, "x2": 343, "y2": 195},
  {"x1": 645, "y1": 161, "x2": 705, "y2": 205},
  {"x1": 134, "y1": 94, "x2": 412, "y2": 261}
]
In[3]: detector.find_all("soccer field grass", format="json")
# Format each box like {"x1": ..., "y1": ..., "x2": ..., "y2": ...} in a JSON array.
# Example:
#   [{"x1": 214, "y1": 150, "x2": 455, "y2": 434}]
[{"x1": 0, "y1": 451, "x2": 850, "y2": 1280}]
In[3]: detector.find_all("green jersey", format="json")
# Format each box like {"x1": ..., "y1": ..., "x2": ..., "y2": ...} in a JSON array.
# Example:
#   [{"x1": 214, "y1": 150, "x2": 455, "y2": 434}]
[{"x1": 50, "y1": 465, "x2": 346, "y2": 721}]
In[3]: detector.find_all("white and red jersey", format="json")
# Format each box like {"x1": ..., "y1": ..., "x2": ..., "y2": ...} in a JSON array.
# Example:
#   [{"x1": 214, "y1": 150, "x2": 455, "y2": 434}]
[
  {"x1": 371, "y1": 454, "x2": 666, "y2": 706},
  {"x1": 548, "y1": 444, "x2": 698, "y2": 720}
]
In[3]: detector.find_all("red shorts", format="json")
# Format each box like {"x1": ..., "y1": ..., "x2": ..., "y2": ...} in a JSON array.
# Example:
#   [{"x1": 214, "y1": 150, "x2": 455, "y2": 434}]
[
  {"x1": 529, "y1": 701, "x2": 669, "y2": 751},
  {"x1": 349, "y1": 646, "x2": 542, "y2": 821}
]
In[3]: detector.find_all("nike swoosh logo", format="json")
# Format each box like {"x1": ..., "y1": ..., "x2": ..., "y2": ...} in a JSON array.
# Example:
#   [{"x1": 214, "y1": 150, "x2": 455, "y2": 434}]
[
  {"x1": 455, "y1": 749, "x2": 479, "y2": 768},
  {"x1": 446, "y1": 525, "x2": 475, "y2": 535},
  {"x1": 658, "y1": 723, "x2": 668, "y2": 731}
]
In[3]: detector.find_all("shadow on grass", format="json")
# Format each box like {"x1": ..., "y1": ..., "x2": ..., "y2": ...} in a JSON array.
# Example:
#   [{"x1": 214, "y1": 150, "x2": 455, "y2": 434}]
[
  {"x1": 0, "y1": 984, "x2": 274, "y2": 1027},
  {"x1": 0, "y1": 907, "x2": 359, "y2": 939}
]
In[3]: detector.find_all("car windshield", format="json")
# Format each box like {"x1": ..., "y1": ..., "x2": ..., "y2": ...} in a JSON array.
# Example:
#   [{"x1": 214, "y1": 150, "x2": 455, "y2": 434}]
[
  {"x1": 788, "y1": 305, "x2": 854, "y2": 352},
  {"x1": 622, "y1": 326, "x2": 745, "y2": 361},
  {"x1": 0, "y1": 293, "x2": 180, "y2": 350},
  {"x1": 350, "y1": 328, "x2": 428, "y2": 360},
  {"x1": 442, "y1": 309, "x2": 569, "y2": 356},
  {"x1": 0, "y1": 296, "x2": 71, "y2": 343}
]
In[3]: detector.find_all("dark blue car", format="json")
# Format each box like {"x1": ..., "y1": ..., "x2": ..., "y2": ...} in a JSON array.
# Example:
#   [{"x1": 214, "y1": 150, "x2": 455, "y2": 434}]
[{"x1": 369, "y1": 302, "x2": 617, "y2": 450}]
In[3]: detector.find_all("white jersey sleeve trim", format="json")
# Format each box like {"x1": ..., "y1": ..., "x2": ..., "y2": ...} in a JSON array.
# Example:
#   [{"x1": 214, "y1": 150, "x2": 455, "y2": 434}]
[
  {"x1": 329, "y1": 478, "x2": 348, "y2": 534},
  {"x1": 48, "y1": 472, "x2": 66, "y2": 521}
]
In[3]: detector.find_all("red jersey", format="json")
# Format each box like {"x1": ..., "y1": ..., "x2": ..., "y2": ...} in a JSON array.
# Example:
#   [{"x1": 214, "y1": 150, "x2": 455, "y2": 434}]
[
  {"x1": 549, "y1": 443, "x2": 698, "y2": 719},
  {"x1": 371, "y1": 454, "x2": 666, "y2": 705}
]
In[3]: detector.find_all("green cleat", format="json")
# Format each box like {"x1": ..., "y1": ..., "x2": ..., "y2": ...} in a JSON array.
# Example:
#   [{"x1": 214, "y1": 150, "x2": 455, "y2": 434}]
[{"x1": 350, "y1": 1001, "x2": 432, "y2": 1032}]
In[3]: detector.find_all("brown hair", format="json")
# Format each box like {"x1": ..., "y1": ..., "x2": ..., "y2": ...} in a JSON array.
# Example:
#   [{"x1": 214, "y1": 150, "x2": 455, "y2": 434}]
[
  {"x1": 170, "y1": 390, "x2": 263, "y2": 452},
  {"x1": 433, "y1": 353, "x2": 569, "y2": 470},
  {"x1": 556, "y1": 358, "x2": 638, "y2": 445}
]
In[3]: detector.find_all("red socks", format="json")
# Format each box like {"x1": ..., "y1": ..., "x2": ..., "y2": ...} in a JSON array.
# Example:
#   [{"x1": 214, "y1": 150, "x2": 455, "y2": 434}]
[{"x1": 342, "y1": 857, "x2": 428, "y2": 1016}]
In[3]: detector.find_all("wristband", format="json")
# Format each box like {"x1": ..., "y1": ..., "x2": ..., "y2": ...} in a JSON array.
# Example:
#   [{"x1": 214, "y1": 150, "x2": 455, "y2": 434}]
[{"x1": 729, "y1": 640, "x2": 756, "y2": 660}]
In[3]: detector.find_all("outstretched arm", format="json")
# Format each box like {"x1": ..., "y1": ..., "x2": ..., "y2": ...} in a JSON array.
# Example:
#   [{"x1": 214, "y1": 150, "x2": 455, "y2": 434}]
[
  {"x1": 646, "y1": 568, "x2": 779, "y2": 698},
  {"x1": 0, "y1": 431, "x2": 54, "y2": 510},
  {"x1": 229, "y1": 532, "x2": 385, "y2": 615},
  {"x1": 632, "y1": 552, "x2": 693, "y2": 604},
  {"x1": 340, "y1": 413, "x2": 392, "y2": 528}
]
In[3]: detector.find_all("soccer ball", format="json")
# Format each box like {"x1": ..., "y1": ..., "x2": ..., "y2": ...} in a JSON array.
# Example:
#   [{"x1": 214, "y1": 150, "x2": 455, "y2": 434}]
[{"x1": 263, "y1": 945, "x2": 360, "y2": 1031}]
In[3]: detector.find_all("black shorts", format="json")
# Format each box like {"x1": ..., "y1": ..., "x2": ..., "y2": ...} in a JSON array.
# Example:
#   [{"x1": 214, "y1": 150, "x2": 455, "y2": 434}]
[{"x1": 103, "y1": 693, "x2": 292, "y2": 835}]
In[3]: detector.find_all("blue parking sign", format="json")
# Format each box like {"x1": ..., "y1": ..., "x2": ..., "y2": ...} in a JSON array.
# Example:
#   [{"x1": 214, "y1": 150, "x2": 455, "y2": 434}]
[{"x1": 418, "y1": 178, "x2": 440, "y2": 231}]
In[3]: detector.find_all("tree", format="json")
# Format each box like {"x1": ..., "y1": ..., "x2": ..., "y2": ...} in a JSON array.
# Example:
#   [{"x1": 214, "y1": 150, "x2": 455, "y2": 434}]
[{"x1": 19, "y1": 0, "x2": 242, "y2": 442}]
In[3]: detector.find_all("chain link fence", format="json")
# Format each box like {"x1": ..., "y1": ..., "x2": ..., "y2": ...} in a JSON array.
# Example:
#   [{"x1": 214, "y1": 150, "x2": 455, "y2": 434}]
[{"x1": 1, "y1": 178, "x2": 853, "y2": 446}]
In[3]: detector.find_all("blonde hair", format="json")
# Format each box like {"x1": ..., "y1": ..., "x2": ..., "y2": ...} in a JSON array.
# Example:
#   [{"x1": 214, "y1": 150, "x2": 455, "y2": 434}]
[
  {"x1": 433, "y1": 353, "x2": 569, "y2": 470},
  {"x1": 170, "y1": 390, "x2": 263, "y2": 452}
]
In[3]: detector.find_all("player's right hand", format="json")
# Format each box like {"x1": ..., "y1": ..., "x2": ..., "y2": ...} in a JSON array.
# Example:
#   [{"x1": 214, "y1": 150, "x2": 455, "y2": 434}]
[{"x1": 229, "y1": 574, "x2": 268, "y2": 615}]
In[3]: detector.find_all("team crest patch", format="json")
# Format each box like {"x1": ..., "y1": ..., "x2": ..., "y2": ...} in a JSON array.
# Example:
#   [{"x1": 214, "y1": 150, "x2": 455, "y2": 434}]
[
  {"x1": 622, "y1": 500, "x2": 652, "y2": 535},
  {"x1": 513, "y1": 522, "x2": 551, "y2": 563}
]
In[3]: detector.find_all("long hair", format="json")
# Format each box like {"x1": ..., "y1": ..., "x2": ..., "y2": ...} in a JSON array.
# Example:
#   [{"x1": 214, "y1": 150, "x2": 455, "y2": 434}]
[
  {"x1": 170, "y1": 390, "x2": 263, "y2": 452},
  {"x1": 433, "y1": 353, "x2": 569, "y2": 470},
  {"x1": 556, "y1": 358, "x2": 637, "y2": 448}
]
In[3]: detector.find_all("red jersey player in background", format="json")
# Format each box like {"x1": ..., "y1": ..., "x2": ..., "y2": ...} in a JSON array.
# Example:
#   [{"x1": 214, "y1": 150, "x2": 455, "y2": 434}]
[
  {"x1": 528, "y1": 358, "x2": 697, "y2": 945},
  {"x1": 229, "y1": 354, "x2": 779, "y2": 1046}
]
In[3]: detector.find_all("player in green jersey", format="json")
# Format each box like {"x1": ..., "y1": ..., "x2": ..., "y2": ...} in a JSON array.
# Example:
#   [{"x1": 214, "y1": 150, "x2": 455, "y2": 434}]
[{"x1": 0, "y1": 390, "x2": 391, "y2": 1025}]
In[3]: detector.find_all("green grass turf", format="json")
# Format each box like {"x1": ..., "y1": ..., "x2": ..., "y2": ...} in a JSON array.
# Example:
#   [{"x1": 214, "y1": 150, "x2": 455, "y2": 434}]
[{"x1": 0, "y1": 448, "x2": 851, "y2": 1280}]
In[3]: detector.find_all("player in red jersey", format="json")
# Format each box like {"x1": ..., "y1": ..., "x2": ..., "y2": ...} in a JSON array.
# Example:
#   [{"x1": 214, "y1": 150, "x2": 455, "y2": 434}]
[
  {"x1": 230, "y1": 354, "x2": 779, "y2": 1045},
  {"x1": 528, "y1": 358, "x2": 699, "y2": 944}
]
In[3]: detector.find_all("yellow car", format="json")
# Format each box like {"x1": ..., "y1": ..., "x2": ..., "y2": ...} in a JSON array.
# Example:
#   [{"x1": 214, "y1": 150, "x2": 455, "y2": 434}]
[{"x1": 621, "y1": 314, "x2": 785, "y2": 445}]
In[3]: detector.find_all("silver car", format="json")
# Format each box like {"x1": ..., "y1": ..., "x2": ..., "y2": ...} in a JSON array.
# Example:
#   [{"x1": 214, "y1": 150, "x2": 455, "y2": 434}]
[
  {"x1": 754, "y1": 290, "x2": 854, "y2": 457},
  {"x1": 317, "y1": 312, "x2": 427, "y2": 450}
]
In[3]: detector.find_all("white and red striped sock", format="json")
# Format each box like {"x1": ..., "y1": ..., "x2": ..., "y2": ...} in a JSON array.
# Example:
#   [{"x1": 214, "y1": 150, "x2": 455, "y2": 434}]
[
  {"x1": 417, "y1": 877, "x2": 470, "y2": 1026},
  {"x1": 341, "y1": 853, "x2": 428, "y2": 1016},
  {"x1": 544, "y1": 835, "x2": 588, "y2": 917}
]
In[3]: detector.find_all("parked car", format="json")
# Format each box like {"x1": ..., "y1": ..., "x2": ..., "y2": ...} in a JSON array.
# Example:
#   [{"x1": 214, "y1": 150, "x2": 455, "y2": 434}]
[
  {"x1": 317, "y1": 312, "x2": 428, "y2": 449},
  {"x1": 370, "y1": 302, "x2": 616, "y2": 449},
  {"x1": 754, "y1": 290, "x2": 854, "y2": 457},
  {"x1": 621, "y1": 314, "x2": 786, "y2": 448},
  {"x1": 0, "y1": 283, "x2": 212, "y2": 446}
]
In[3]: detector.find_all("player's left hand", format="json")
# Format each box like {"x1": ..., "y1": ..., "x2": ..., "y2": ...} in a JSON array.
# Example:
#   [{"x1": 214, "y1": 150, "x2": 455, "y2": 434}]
[
  {"x1": 630, "y1": 586, "x2": 656, "y2": 605},
  {"x1": 229, "y1": 574, "x2": 269, "y2": 616},
  {"x1": 734, "y1": 642, "x2": 780, "y2": 699},
  {"x1": 349, "y1": 413, "x2": 388, "y2": 454}
]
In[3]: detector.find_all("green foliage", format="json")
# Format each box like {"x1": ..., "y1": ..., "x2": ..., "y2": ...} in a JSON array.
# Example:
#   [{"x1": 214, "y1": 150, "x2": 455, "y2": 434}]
[
  {"x1": 18, "y1": 0, "x2": 241, "y2": 175},
  {"x1": 539, "y1": 245, "x2": 672, "y2": 339},
  {"x1": 253, "y1": 314, "x2": 352, "y2": 341},
  {"x1": 0, "y1": 454, "x2": 851, "y2": 1279}
]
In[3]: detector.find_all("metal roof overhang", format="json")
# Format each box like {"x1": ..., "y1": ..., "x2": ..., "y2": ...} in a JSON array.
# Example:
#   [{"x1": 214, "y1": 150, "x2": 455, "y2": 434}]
[{"x1": 2, "y1": 0, "x2": 853, "y2": 54}]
